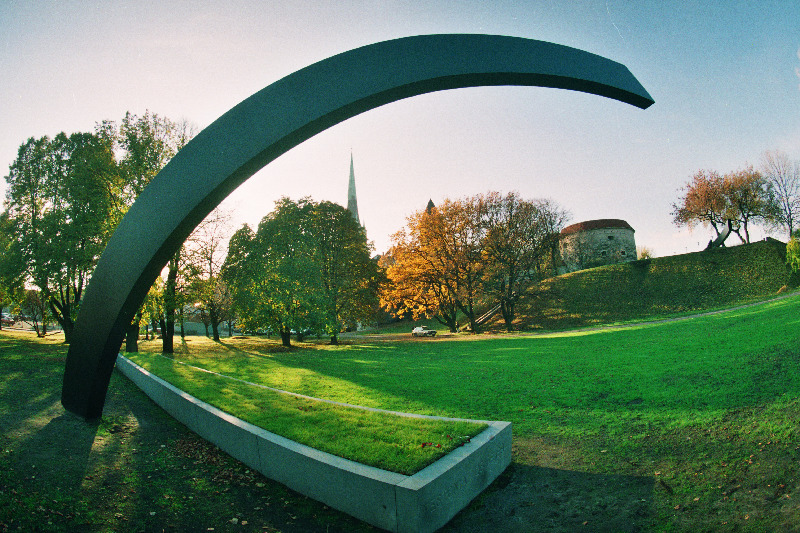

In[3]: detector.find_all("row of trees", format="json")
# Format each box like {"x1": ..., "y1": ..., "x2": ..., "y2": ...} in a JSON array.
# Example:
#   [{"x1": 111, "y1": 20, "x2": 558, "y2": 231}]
[
  {"x1": 380, "y1": 191, "x2": 569, "y2": 333},
  {"x1": 672, "y1": 151, "x2": 800, "y2": 245},
  {"x1": 125, "y1": 208, "x2": 235, "y2": 351},
  {"x1": 223, "y1": 198, "x2": 381, "y2": 346},
  {"x1": 0, "y1": 111, "x2": 398, "y2": 348},
  {"x1": 0, "y1": 111, "x2": 206, "y2": 347}
]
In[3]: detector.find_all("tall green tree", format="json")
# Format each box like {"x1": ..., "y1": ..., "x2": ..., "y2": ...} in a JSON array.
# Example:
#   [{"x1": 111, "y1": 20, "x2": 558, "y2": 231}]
[
  {"x1": 0, "y1": 212, "x2": 23, "y2": 329},
  {"x1": 309, "y1": 201, "x2": 382, "y2": 344},
  {"x1": 225, "y1": 198, "x2": 319, "y2": 347},
  {"x1": 3, "y1": 132, "x2": 119, "y2": 342},
  {"x1": 118, "y1": 111, "x2": 180, "y2": 202},
  {"x1": 223, "y1": 198, "x2": 379, "y2": 346}
]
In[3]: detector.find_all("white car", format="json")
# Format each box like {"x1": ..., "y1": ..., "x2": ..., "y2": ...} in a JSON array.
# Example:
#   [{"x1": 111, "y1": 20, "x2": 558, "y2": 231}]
[{"x1": 412, "y1": 326, "x2": 436, "y2": 337}]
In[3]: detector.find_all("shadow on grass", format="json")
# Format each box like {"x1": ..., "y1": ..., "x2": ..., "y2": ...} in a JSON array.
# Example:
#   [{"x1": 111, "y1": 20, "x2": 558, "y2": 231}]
[
  {"x1": 443, "y1": 463, "x2": 654, "y2": 532},
  {"x1": 8, "y1": 413, "x2": 98, "y2": 492},
  {"x1": 1, "y1": 337, "x2": 376, "y2": 532}
]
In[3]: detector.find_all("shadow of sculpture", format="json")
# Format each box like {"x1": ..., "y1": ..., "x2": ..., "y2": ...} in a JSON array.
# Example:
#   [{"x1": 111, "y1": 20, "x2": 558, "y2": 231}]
[{"x1": 5, "y1": 413, "x2": 99, "y2": 495}]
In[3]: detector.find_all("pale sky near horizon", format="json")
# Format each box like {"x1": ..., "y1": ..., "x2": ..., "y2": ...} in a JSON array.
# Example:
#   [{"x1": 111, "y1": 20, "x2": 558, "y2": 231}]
[{"x1": 2, "y1": 1, "x2": 799, "y2": 257}]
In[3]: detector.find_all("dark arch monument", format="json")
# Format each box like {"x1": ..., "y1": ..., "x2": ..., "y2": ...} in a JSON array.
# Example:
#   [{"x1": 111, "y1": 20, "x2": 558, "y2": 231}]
[{"x1": 61, "y1": 34, "x2": 653, "y2": 420}]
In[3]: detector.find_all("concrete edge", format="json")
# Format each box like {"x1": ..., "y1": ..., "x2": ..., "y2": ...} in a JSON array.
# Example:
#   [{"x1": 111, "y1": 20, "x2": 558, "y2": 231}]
[{"x1": 115, "y1": 354, "x2": 511, "y2": 532}]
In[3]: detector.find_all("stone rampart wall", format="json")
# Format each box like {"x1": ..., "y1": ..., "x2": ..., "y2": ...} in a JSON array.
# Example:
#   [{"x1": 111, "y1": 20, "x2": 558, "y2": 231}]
[{"x1": 559, "y1": 227, "x2": 636, "y2": 273}]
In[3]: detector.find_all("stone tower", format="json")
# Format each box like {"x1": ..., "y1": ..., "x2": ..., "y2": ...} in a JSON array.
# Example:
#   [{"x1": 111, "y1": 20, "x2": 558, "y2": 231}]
[
  {"x1": 557, "y1": 219, "x2": 636, "y2": 274},
  {"x1": 347, "y1": 153, "x2": 360, "y2": 225}
]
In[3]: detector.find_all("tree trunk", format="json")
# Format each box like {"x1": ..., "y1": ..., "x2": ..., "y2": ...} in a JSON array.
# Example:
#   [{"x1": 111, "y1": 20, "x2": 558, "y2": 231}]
[
  {"x1": 501, "y1": 300, "x2": 514, "y2": 332},
  {"x1": 127, "y1": 311, "x2": 143, "y2": 352},
  {"x1": 163, "y1": 318, "x2": 174, "y2": 352},
  {"x1": 280, "y1": 328, "x2": 291, "y2": 347},
  {"x1": 209, "y1": 304, "x2": 220, "y2": 341},
  {"x1": 329, "y1": 334, "x2": 338, "y2": 345},
  {"x1": 162, "y1": 256, "x2": 179, "y2": 353},
  {"x1": 435, "y1": 315, "x2": 458, "y2": 333},
  {"x1": 49, "y1": 299, "x2": 74, "y2": 343},
  {"x1": 435, "y1": 302, "x2": 458, "y2": 332},
  {"x1": 462, "y1": 303, "x2": 479, "y2": 333},
  {"x1": 501, "y1": 279, "x2": 515, "y2": 332},
  {"x1": 125, "y1": 321, "x2": 139, "y2": 353}
]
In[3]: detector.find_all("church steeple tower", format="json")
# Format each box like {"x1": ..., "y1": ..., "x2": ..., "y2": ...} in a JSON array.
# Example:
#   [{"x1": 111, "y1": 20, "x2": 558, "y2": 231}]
[{"x1": 347, "y1": 152, "x2": 360, "y2": 225}]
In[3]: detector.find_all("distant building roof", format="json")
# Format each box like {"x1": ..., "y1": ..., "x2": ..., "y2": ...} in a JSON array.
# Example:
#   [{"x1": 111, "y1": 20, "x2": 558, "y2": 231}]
[{"x1": 560, "y1": 219, "x2": 634, "y2": 236}]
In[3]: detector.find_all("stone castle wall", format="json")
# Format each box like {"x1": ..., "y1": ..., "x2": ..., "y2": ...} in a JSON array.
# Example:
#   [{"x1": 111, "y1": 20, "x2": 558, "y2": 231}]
[{"x1": 558, "y1": 220, "x2": 636, "y2": 274}]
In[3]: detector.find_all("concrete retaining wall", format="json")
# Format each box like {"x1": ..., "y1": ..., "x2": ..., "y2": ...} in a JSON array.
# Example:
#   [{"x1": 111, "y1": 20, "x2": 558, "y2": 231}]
[{"x1": 116, "y1": 355, "x2": 511, "y2": 532}]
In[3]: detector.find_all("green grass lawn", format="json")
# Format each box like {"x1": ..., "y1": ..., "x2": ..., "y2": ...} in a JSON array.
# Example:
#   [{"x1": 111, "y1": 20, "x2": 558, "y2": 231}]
[
  {"x1": 133, "y1": 295, "x2": 800, "y2": 439},
  {"x1": 128, "y1": 293, "x2": 800, "y2": 530},
  {"x1": 4, "y1": 285, "x2": 800, "y2": 529}
]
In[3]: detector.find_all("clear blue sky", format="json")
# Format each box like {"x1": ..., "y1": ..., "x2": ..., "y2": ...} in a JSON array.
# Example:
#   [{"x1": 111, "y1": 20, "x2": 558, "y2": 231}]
[{"x1": 2, "y1": 1, "x2": 799, "y2": 256}]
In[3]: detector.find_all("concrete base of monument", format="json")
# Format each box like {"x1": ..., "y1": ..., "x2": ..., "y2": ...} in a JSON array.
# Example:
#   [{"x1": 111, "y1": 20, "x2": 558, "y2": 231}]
[{"x1": 115, "y1": 355, "x2": 512, "y2": 533}]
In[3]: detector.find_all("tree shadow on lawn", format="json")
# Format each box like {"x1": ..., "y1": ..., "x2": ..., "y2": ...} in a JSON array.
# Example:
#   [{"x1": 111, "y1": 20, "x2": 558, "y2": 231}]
[{"x1": 443, "y1": 461, "x2": 654, "y2": 532}]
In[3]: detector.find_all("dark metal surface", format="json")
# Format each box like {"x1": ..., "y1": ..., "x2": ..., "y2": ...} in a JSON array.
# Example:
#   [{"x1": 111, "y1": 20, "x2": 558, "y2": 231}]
[{"x1": 61, "y1": 34, "x2": 654, "y2": 419}]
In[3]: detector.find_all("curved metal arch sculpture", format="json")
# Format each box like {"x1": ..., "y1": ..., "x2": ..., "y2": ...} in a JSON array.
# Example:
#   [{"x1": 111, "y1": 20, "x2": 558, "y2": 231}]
[{"x1": 62, "y1": 34, "x2": 654, "y2": 419}]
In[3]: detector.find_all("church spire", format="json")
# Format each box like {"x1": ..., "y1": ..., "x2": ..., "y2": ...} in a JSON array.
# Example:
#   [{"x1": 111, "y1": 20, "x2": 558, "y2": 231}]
[{"x1": 347, "y1": 152, "x2": 360, "y2": 225}]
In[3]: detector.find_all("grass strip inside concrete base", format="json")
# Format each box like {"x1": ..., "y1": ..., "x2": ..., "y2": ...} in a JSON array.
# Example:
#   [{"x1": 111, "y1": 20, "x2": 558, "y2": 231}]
[
  {"x1": 126, "y1": 352, "x2": 487, "y2": 475},
  {"x1": 116, "y1": 355, "x2": 512, "y2": 533}
]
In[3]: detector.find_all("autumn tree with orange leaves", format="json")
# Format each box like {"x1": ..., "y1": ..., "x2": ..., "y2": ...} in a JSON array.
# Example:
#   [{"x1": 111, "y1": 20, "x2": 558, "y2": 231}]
[
  {"x1": 672, "y1": 166, "x2": 775, "y2": 246},
  {"x1": 379, "y1": 216, "x2": 461, "y2": 332},
  {"x1": 380, "y1": 198, "x2": 485, "y2": 332},
  {"x1": 381, "y1": 192, "x2": 568, "y2": 332}
]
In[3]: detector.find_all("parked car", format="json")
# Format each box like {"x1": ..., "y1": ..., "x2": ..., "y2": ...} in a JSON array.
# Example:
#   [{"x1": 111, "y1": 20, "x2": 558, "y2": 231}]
[
  {"x1": 1, "y1": 314, "x2": 15, "y2": 327},
  {"x1": 412, "y1": 326, "x2": 436, "y2": 337}
]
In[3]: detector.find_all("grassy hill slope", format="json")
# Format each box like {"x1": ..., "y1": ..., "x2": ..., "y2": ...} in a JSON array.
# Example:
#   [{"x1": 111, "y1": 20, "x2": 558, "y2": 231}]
[{"x1": 517, "y1": 238, "x2": 797, "y2": 331}]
